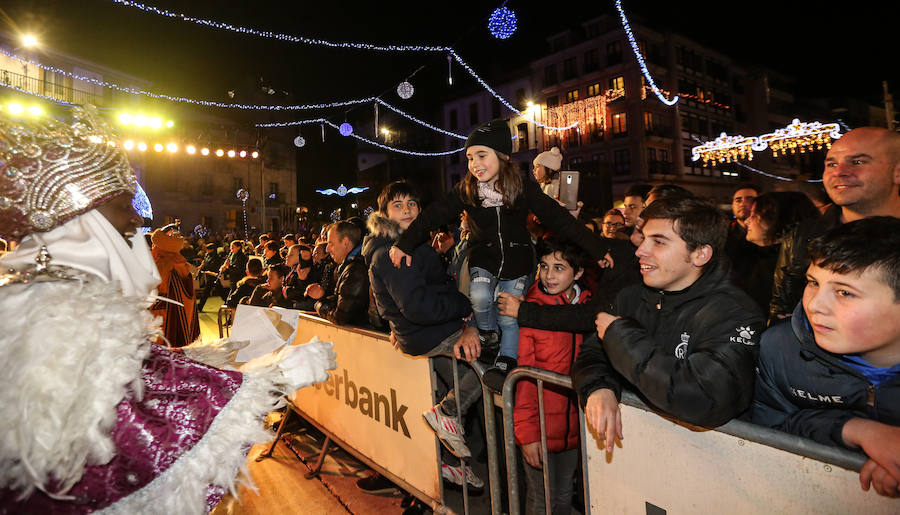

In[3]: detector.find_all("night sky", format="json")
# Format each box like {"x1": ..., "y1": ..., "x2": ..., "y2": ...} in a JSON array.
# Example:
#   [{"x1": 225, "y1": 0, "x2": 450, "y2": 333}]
[{"x1": 1, "y1": 1, "x2": 895, "y2": 133}]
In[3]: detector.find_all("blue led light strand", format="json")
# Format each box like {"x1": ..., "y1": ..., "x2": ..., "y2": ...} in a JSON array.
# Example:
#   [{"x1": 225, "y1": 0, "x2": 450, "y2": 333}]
[
  {"x1": 110, "y1": 0, "x2": 451, "y2": 52},
  {"x1": 448, "y1": 51, "x2": 578, "y2": 130},
  {"x1": 375, "y1": 99, "x2": 466, "y2": 140},
  {"x1": 0, "y1": 82, "x2": 76, "y2": 106},
  {"x1": 105, "y1": 0, "x2": 579, "y2": 130},
  {"x1": 257, "y1": 118, "x2": 465, "y2": 156},
  {"x1": 614, "y1": 0, "x2": 678, "y2": 106},
  {"x1": 0, "y1": 47, "x2": 374, "y2": 110}
]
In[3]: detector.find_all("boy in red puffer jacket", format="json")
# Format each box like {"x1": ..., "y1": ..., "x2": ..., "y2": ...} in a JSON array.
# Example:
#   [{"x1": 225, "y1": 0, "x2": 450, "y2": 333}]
[{"x1": 514, "y1": 237, "x2": 590, "y2": 515}]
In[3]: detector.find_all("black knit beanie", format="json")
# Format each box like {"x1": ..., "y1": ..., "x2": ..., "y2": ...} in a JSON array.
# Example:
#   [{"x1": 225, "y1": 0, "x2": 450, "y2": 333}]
[{"x1": 465, "y1": 119, "x2": 512, "y2": 156}]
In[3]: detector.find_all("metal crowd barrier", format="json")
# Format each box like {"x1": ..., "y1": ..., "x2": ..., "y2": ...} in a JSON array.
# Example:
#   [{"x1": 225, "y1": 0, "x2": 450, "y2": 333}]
[{"x1": 498, "y1": 366, "x2": 896, "y2": 515}]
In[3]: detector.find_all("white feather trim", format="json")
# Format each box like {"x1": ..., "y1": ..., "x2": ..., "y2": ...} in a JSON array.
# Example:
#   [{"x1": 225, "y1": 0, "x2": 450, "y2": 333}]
[{"x1": 0, "y1": 273, "x2": 157, "y2": 497}]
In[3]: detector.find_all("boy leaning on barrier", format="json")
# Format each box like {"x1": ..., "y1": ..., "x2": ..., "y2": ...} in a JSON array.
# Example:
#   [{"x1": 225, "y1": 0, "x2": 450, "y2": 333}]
[
  {"x1": 751, "y1": 217, "x2": 900, "y2": 498},
  {"x1": 514, "y1": 237, "x2": 591, "y2": 515},
  {"x1": 570, "y1": 197, "x2": 764, "y2": 453},
  {"x1": 362, "y1": 181, "x2": 485, "y2": 491}
]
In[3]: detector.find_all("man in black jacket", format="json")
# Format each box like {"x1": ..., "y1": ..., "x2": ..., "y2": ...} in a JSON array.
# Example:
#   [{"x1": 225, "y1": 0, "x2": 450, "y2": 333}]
[
  {"x1": 313, "y1": 221, "x2": 369, "y2": 326},
  {"x1": 571, "y1": 197, "x2": 764, "y2": 454},
  {"x1": 769, "y1": 127, "x2": 900, "y2": 323}
]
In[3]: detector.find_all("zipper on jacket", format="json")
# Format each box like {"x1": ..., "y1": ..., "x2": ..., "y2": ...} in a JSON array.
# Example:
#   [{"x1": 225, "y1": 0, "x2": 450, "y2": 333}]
[
  {"x1": 496, "y1": 207, "x2": 505, "y2": 277},
  {"x1": 866, "y1": 384, "x2": 875, "y2": 407}
]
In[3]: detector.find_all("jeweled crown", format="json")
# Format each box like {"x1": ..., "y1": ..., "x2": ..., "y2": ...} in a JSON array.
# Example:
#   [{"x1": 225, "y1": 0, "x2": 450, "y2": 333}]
[{"x1": 0, "y1": 104, "x2": 137, "y2": 241}]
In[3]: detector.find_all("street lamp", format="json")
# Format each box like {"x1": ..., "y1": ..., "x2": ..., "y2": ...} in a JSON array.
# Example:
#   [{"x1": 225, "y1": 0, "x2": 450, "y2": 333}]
[{"x1": 22, "y1": 34, "x2": 38, "y2": 47}]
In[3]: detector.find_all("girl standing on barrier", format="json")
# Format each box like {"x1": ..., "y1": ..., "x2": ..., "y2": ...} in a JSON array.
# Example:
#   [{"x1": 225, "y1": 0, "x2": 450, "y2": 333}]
[{"x1": 390, "y1": 120, "x2": 611, "y2": 389}]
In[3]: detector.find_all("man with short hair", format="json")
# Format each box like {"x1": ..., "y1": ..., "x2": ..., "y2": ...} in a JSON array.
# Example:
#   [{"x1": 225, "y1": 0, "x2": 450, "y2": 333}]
[
  {"x1": 571, "y1": 197, "x2": 763, "y2": 454},
  {"x1": 314, "y1": 221, "x2": 369, "y2": 325},
  {"x1": 770, "y1": 127, "x2": 900, "y2": 322},
  {"x1": 622, "y1": 183, "x2": 653, "y2": 232}
]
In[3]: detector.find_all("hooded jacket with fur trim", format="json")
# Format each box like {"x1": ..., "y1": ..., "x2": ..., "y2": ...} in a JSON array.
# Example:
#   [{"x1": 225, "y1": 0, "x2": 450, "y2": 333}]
[{"x1": 362, "y1": 212, "x2": 472, "y2": 356}]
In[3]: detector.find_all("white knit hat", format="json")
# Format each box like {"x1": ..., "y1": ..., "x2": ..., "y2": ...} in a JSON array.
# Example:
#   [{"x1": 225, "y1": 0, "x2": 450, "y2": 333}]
[{"x1": 533, "y1": 147, "x2": 562, "y2": 171}]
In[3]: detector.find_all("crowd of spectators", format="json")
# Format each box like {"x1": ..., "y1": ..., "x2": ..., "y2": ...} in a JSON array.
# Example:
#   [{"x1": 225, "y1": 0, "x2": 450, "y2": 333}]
[{"x1": 146, "y1": 123, "x2": 899, "y2": 508}]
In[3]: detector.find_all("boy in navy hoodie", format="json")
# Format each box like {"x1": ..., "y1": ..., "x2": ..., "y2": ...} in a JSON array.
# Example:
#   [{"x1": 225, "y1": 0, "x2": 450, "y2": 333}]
[{"x1": 752, "y1": 217, "x2": 900, "y2": 498}]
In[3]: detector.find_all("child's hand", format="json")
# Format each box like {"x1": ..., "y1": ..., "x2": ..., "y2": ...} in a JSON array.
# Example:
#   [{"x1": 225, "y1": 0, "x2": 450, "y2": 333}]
[
  {"x1": 584, "y1": 388, "x2": 623, "y2": 455},
  {"x1": 597, "y1": 251, "x2": 615, "y2": 269},
  {"x1": 521, "y1": 442, "x2": 543, "y2": 469},
  {"x1": 843, "y1": 419, "x2": 900, "y2": 497},
  {"x1": 498, "y1": 292, "x2": 524, "y2": 318},
  {"x1": 389, "y1": 246, "x2": 412, "y2": 268}
]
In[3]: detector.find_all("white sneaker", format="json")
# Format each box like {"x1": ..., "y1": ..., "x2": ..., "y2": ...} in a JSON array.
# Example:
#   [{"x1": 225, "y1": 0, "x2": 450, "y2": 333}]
[
  {"x1": 423, "y1": 405, "x2": 471, "y2": 458},
  {"x1": 441, "y1": 463, "x2": 485, "y2": 490}
]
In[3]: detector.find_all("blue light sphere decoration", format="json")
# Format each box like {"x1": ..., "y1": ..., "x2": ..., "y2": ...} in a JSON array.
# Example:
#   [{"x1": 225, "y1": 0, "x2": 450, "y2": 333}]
[
  {"x1": 488, "y1": 6, "x2": 517, "y2": 40},
  {"x1": 339, "y1": 123, "x2": 353, "y2": 136}
]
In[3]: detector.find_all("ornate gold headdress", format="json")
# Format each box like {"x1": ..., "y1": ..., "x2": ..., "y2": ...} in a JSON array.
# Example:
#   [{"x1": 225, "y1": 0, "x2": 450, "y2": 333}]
[{"x1": 0, "y1": 104, "x2": 137, "y2": 241}]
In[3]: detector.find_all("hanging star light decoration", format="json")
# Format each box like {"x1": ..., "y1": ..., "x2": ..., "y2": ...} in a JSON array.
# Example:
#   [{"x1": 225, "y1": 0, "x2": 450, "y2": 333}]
[
  {"x1": 397, "y1": 81, "x2": 415, "y2": 100},
  {"x1": 316, "y1": 184, "x2": 370, "y2": 197},
  {"x1": 294, "y1": 135, "x2": 306, "y2": 147},
  {"x1": 488, "y1": 6, "x2": 517, "y2": 39}
]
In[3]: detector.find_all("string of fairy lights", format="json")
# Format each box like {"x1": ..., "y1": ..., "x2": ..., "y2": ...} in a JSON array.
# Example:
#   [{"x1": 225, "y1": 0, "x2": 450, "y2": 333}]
[
  {"x1": 104, "y1": 0, "x2": 586, "y2": 129},
  {"x1": 256, "y1": 118, "x2": 466, "y2": 156}
]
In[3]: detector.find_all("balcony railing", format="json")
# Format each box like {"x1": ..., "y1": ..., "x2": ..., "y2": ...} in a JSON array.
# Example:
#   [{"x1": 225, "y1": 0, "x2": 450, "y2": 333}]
[{"x1": 0, "y1": 68, "x2": 107, "y2": 106}]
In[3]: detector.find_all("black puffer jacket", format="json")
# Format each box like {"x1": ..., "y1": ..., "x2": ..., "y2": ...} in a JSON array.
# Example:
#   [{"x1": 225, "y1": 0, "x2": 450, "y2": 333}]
[
  {"x1": 571, "y1": 259, "x2": 764, "y2": 428},
  {"x1": 395, "y1": 179, "x2": 616, "y2": 280},
  {"x1": 362, "y1": 212, "x2": 471, "y2": 356},
  {"x1": 752, "y1": 303, "x2": 900, "y2": 447},
  {"x1": 769, "y1": 205, "x2": 841, "y2": 323},
  {"x1": 314, "y1": 249, "x2": 369, "y2": 326}
]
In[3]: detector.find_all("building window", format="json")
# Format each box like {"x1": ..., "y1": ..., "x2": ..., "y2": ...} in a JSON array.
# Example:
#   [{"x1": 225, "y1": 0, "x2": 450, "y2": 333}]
[
  {"x1": 613, "y1": 148, "x2": 630, "y2": 175},
  {"x1": 546, "y1": 95, "x2": 559, "y2": 108},
  {"x1": 648, "y1": 148, "x2": 657, "y2": 162},
  {"x1": 515, "y1": 88, "x2": 527, "y2": 108},
  {"x1": 469, "y1": 102, "x2": 479, "y2": 126},
  {"x1": 449, "y1": 109, "x2": 458, "y2": 130},
  {"x1": 563, "y1": 57, "x2": 577, "y2": 80},
  {"x1": 565, "y1": 89, "x2": 579, "y2": 103},
  {"x1": 643, "y1": 111, "x2": 655, "y2": 133},
  {"x1": 585, "y1": 21, "x2": 601, "y2": 39},
  {"x1": 584, "y1": 49, "x2": 600, "y2": 72},
  {"x1": 607, "y1": 40, "x2": 623, "y2": 65},
  {"x1": 543, "y1": 64, "x2": 558, "y2": 87},
  {"x1": 587, "y1": 82, "x2": 601, "y2": 97},
  {"x1": 201, "y1": 174, "x2": 213, "y2": 196},
  {"x1": 268, "y1": 182, "x2": 279, "y2": 199},
  {"x1": 609, "y1": 75, "x2": 625, "y2": 92},
  {"x1": 566, "y1": 127, "x2": 581, "y2": 147},
  {"x1": 611, "y1": 112, "x2": 627, "y2": 137},
  {"x1": 231, "y1": 177, "x2": 243, "y2": 193}
]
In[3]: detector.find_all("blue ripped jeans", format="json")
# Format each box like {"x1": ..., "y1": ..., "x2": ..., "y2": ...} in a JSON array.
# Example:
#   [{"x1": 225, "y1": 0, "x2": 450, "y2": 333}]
[{"x1": 468, "y1": 267, "x2": 527, "y2": 360}]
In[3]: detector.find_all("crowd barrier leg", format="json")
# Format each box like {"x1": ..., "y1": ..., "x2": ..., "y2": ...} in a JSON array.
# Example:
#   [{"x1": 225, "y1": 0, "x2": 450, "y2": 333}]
[
  {"x1": 255, "y1": 401, "x2": 294, "y2": 462},
  {"x1": 480, "y1": 372, "x2": 503, "y2": 515},
  {"x1": 450, "y1": 356, "x2": 471, "y2": 515},
  {"x1": 501, "y1": 367, "x2": 580, "y2": 515},
  {"x1": 303, "y1": 435, "x2": 334, "y2": 480}
]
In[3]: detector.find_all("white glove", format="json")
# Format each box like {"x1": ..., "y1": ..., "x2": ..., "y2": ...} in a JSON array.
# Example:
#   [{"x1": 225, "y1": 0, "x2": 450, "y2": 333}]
[{"x1": 276, "y1": 336, "x2": 337, "y2": 389}]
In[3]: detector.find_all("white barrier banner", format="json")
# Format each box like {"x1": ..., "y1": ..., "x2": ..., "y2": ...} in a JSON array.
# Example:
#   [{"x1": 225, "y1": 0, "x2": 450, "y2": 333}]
[
  {"x1": 584, "y1": 404, "x2": 897, "y2": 514},
  {"x1": 291, "y1": 315, "x2": 441, "y2": 500}
]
